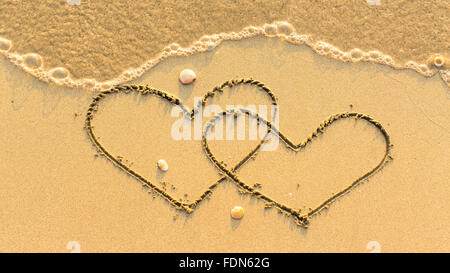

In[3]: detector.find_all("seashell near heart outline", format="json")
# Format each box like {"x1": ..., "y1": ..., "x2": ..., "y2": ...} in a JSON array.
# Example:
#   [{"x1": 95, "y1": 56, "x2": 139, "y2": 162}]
[{"x1": 84, "y1": 78, "x2": 393, "y2": 227}]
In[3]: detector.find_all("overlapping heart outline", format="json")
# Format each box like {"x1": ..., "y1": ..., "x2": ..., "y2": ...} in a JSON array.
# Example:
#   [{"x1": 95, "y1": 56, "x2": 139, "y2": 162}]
[
  {"x1": 202, "y1": 108, "x2": 392, "y2": 227},
  {"x1": 85, "y1": 78, "x2": 278, "y2": 213},
  {"x1": 85, "y1": 78, "x2": 393, "y2": 227}
]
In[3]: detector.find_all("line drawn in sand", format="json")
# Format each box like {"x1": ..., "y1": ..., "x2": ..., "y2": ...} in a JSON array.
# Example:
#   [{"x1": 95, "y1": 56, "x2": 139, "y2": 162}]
[
  {"x1": 202, "y1": 108, "x2": 392, "y2": 227},
  {"x1": 84, "y1": 79, "x2": 393, "y2": 228}
]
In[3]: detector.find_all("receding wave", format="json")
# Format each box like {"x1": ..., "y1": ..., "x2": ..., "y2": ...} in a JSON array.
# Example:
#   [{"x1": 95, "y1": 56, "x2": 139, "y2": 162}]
[{"x1": 0, "y1": 1, "x2": 448, "y2": 90}]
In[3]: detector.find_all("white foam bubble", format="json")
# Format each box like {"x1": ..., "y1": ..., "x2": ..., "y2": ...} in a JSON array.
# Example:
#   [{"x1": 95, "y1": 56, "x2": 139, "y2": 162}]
[
  {"x1": 418, "y1": 64, "x2": 430, "y2": 74},
  {"x1": 8, "y1": 53, "x2": 22, "y2": 64},
  {"x1": 50, "y1": 67, "x2": 69, "y2": 79},
  {"x1": 23, "y1": 53, "x2": 43, "y2": 69},
  {"x1": 263, "y1": 24, "x2": 277, "y2": 37},
  {"x1": 276, "y1": 22, "x2": 295, "y2": 36},
  {"x1": 82, "y1": 79, "x2": 96, "y2": 89},
  {"x1": 0, "y1": 37, "x2": 12, "y2": 52},
  {"x1": 99, "y1": 82, "x2": 112, "y2": 90},
  {"x1": 341, "y1": 53, "x2": 351, "y2": 62},
  {"x1": 369, "y1": 50, "x2": 382, "y2": 60},
  {"x1": 121, "y1": 69, "x2": 134, "y2": 80},
  {"x1": 244, "y1": 26, "x2": 260, "y2": 35},
  {"x1": 313, "y1": 41, "x2": 333, "y2": 56},
  {"x1": 350, "y1": 48, "x2": 363, "y2": 61},
  {"x1": 383, "y1": 55, "x2": 394, "y2": 65},
  {"x1": 169, "y1": 43, "x2": 181, "y2": 51}
]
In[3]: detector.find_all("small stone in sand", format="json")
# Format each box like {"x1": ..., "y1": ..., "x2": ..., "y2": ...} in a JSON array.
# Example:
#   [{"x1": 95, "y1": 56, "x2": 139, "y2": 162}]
[
  {"x1": 179, "y1": 69, "x2": 196, "y2": 84},
  {"x1": 231, "y1": 206, "x2": 244, "y2": 219},
  {"x1": 157, "y1": 159, "x2": 168, "y2": 171}
]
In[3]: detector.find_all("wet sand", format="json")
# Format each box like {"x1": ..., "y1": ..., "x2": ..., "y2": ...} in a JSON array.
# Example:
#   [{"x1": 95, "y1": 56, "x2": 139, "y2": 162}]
[
  {"x1": 0, "y1": 0, "x2": 448, "y2": 89},
  {"x1": 0, "y1": 37, "x2": 449, "y2": 252}
]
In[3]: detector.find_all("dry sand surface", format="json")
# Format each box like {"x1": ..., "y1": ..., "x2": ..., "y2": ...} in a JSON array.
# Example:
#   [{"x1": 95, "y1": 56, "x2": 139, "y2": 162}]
[{"x1": 1, "y1": 36, "x2": 449, "y2": 252}]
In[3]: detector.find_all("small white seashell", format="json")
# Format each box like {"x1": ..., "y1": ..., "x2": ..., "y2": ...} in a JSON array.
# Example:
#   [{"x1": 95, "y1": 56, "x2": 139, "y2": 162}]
[
  {"x1": 157, "y1": 159, "x2": 168, "y2": 171},
  {"x1": 179, "y1": 69, "x2": 196, "y2": 84},
  {"x1": 434, "y1": 55, "x2": 445, "y2": 68},
  {"x1": 231, "y1": 206, "x2": 244, "y2": 219}
]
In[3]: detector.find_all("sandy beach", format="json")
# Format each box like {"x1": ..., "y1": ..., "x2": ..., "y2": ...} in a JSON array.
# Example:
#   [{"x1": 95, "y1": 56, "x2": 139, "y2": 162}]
[
  {"x1": 0, "y1": 1, "x2": 448, "y2": 89},
  {"x1": 0, "y1": 1, "x2": 449, "y2": 252}
]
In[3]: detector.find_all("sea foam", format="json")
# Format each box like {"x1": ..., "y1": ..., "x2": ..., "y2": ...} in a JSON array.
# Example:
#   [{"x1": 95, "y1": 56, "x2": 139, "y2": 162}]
[{"x1": 0, "y1": 21, "x2": 447, "y2": 91}]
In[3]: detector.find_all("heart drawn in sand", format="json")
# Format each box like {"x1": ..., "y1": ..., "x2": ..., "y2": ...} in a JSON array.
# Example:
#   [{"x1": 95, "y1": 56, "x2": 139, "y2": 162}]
[
  {"x1": 202, "y1": 109, "x2": 393, "y2": 227},
  {"x1": 85, "y1": 78, "x2": 277, "y2": 213},
  {"x1": 85, "y1": 78, "x2": 393, "y2": 228}
]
